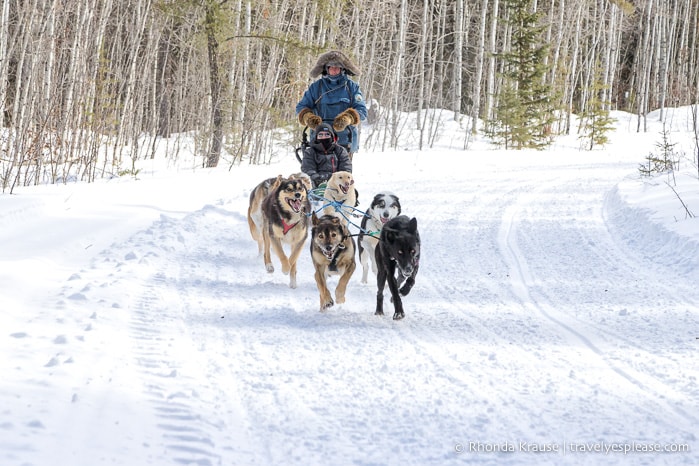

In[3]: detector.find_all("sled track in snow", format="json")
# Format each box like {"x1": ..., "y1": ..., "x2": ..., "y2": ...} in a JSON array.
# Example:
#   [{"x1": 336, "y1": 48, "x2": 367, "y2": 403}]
[
  {"x1": 405, "y1": 177, "x2": 569, "y2": 441},
  {"x1": 130, "y1": 281, "x2": 222, "y2": 466},
  {"x1": 498, "y1": 174, "x2": 699, "y2": 436},
  {"x1": 393, "y1": 171, "x2": 699, "y2": 455},
  {"x1": 96, "y1": 208, "x2": 258, "y2": 466},
  {"x1": 113, "y1": 228, "x2": 224, "y2": 465}
]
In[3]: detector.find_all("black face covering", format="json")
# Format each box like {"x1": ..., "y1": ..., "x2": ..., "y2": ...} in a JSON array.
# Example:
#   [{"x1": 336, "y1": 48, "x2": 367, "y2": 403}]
[{"x1": 320, "y1": 138, "x2": 333, "y2": 151}]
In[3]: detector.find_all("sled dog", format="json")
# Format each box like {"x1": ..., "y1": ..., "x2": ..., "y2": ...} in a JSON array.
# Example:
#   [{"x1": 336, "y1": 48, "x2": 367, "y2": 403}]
[
  {"x1": 250, "y1": 175, "x2": 311, "y2": 288},
  {"x1": 310, "y1": 213, "x2": 356, "y2": 310},
  {"x1": 375, "y1": 215, "x2": 420, "y2": 320},
  {"x1": 357, "y1": 192, "x2": 401, "y2": 284},
  {"x1": 322, "y1": 171, "x2": 357, "y2": 223},
  {"x1": 248, "y1": 173, "x2": 311, "y2": 254},
  {"x1": 248, "y1": 174, "x2": 283, "y2": 255}
]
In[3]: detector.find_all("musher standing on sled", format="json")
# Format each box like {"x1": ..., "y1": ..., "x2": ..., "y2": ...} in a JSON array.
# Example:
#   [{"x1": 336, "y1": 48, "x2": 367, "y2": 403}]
[{"x1": 296, "y1": 50, "x2": 368, "y2": 160}]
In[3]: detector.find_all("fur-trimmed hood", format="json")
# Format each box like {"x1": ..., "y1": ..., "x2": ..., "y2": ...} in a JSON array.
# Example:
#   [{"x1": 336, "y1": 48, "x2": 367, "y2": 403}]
[{"x1": 310, "y1": 50, "x2": 361, "y2": 78}]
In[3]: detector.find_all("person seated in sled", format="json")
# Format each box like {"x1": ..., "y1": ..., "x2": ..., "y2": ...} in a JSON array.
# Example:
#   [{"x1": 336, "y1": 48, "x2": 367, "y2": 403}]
[
  {"x1": 300, "y1": 123, "x2": 352, "y2": 190},
  {"x1": 296, "y1": 50, "x2": 368, "y2": 160}
]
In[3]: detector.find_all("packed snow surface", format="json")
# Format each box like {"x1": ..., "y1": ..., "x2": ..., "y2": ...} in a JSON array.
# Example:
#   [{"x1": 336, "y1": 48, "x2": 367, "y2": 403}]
[{"x1": 1, "y1": 108, "x2": 698, "y2": 465}]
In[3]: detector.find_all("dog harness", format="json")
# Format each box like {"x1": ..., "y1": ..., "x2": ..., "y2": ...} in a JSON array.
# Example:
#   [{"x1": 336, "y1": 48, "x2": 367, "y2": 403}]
[
  {"x1": 327, "y1": 241, "x2": 346, "y2": 272},
  {"x1": 281, "y1": 218, "x2": 299, "y2": 235}
]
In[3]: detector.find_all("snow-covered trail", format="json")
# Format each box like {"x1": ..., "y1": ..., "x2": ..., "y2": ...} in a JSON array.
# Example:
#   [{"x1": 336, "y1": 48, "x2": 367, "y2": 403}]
[{"x1": 3, "y1": 150, "x2": 698, "y2": 465}]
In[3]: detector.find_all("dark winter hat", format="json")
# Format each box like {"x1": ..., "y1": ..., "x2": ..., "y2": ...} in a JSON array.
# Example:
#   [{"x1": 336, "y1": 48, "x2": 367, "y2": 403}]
[
  {"x1": 314, "y1": 123, "x2": 337, "y2": 142},
  {"x1": 310, "y1": 50, "x2": 360, "y2": 78}
]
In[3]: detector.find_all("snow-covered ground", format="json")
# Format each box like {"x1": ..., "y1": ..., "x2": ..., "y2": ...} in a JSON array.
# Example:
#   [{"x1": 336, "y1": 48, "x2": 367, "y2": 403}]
[{"x1": 1, "y1": 108, "x2": 698, "y2": 465}]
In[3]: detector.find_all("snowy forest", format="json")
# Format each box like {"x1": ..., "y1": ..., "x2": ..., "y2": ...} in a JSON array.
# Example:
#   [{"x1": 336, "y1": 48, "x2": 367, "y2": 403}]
[{"x1": 1, "y1": 0, "x2": 698, "y2": 190}]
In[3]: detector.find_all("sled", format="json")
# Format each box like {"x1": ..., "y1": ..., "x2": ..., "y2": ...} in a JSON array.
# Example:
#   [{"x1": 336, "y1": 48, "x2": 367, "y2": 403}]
[{"x1": 294, "y1": 126, "x2": 311, "y2": 164}]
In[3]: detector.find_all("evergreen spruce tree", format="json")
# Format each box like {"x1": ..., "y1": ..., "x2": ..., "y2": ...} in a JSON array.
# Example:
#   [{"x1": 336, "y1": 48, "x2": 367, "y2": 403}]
[
  {"x1": 578, "y1": 64, "x2": 616, "y2": 150},
  {"x1": 638, "y1": 122, "x2": 679, "y2": 177},
  {"x1": 486, "y1": 0, "x2": 555, "y2": 150}
]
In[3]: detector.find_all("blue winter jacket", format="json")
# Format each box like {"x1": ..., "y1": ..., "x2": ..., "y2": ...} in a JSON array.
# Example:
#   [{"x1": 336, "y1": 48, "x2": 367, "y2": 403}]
[{"x1": 296, "y1": 73, "x2": 368, "y2": 153}]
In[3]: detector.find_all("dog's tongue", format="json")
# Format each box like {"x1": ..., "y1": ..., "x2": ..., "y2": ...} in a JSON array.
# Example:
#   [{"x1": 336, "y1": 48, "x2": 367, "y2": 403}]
[
  {"x1": 288, "y1": 198, "x2": 302, "y2": 212},
  {"x1": 340, "y1": 184, "x2": 349, "y2": 194},
  {"x1": 380, "y1": 217, "x2": 389, "y2": 224}
]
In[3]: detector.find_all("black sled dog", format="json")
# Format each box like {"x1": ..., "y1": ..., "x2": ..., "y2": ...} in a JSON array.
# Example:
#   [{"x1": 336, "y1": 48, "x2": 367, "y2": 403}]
[{"x1": 375, "y1": 215, "x2": 420, "y2": 320}]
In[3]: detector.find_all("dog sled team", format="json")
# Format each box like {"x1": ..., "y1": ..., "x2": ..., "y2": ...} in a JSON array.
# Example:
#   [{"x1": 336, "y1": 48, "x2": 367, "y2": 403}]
[{"x1": 246, "y1": 51, "x2": 420, "y2": 320}]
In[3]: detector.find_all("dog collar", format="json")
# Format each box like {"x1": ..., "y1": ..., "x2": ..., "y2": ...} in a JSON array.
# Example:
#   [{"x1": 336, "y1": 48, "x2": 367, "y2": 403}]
[
  {"x1": 282, "y1": 218, "x2": 299, "y2": 235},
  {"x1": 327, "y1": 242, "x2": 347, "y2": 272}
]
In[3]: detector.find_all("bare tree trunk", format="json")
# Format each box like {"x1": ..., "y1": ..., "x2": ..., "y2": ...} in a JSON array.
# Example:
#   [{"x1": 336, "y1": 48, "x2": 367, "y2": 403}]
[
  {"x1": 0, "y1": 0, "x2": 10, "y2": 189},
  {"x1": 602, "y1": 1, "x2": 620, "y2": 111},
  {"x1": 636, "y1": 0, "x2": 655, "y2": 132},
  {"x1": 416, "y1": 0, "x2": 429, "y2": 150},
  {"x1": 205, "y1": 1, "x2": 224, "y2": 168},
  {"x1": 550, "y1": 0, "x2": 565, "y2": 85},
  {"x1": 470, "y1": 0, "x2": 488, "y2": 135},
  {"x1": 600, "y1": 0, "x2": 613, "y2": 111},
  {"x1": 658, "y1": 0, "x2": 678, "y2": 121},
  {"x1": 454, "y1": 0, "x2": 464, "y2": 122},
  {"x1": 565, "y1": 2, "x2": 583, "y2": 135},
  {"x1": 390, "y1": 0, "x2": 407, "y2": 149},
  {"x1": 485, "y1": 0, "x2": 499, "y2": 126},
  {"x1": 0, "y1": 0, "x2": 9, "y2": 127}
]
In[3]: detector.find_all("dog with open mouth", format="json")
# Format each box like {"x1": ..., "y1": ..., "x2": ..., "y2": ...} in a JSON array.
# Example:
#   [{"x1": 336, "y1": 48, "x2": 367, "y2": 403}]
[
  {"x1": 321, "y1": 170, "x2": 357, "y2": 225},
  {"x1": 374, "y1": 215, "x2": 420, "y2": 320},
  {"x1": 248, "y1": 174, "x2": 311, "y2": 288},
  {"x1": 310, "y1": 213, "x2": 356, "y2": 310},
  {"x1": 357, "y1": 192, "x2": 401, "y2": 284},
  {"x1": 247, "y1": 173, "x2": 312, "y2": 255}
]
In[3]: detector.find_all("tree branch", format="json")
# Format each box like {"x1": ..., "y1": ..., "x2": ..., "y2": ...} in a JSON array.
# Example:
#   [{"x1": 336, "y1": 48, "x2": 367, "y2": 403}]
[
  {"x1": 665, "y1": 181, "x2": 695, "y2": 219},
  {"x1": 225, "y1": 34, "x2": 321, "y2": 53}
]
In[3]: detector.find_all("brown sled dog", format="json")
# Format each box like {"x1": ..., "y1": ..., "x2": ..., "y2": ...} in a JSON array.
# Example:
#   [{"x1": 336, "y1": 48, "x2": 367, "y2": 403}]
[
  {"x1": 248, "y1": 173, "x2": 311, "y2": 254},
  {"x1": 248, "y1": 175, "x2": 283, "y2": 255},
  {"x1": 310, "y1": 213, "x2": 356, "y2": 310},
  {"x1": 248, "y1": 174, "x2": 311, "y2": 288}
]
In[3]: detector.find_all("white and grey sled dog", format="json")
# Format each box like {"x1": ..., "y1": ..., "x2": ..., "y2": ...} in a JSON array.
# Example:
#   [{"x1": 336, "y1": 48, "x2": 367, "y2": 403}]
[{"x1": 357, "y1": 192, "x2": 401, "y2": 283}]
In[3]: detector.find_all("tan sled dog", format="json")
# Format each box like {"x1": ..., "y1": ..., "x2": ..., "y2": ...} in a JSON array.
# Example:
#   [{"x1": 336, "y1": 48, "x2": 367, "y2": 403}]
[
  {"x1": 248, "y1": 175, "x2": 311, "y2": 288},
  {"x1": 322, "y1": 171, "x2": 357, "y2": 224},
  {"x1": 310, "y1": 213, "x2": 356, "y2": 310},
  {"x1": 248, "y1": 173, "x2": 311, "y2": 255},
  {"x1": 248, "y1": 175, "x2": 283, "y2": 255}
]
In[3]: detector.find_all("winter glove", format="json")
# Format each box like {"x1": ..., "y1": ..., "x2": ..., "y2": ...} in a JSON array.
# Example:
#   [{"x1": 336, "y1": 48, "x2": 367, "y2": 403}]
[
  {"x1": 314, "y1": 182, "x2": 327, "y2": 197},
  {"x1": 332, "y1": 108, "x2": 360, "y2": 132},
  {"x1": 298, "y1": 108, "x2": 322, "y2": 130}
]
